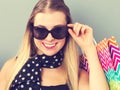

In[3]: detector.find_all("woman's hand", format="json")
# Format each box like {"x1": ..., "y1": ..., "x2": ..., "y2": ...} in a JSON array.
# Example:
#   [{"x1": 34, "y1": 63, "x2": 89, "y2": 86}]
[
  {"x1": 69, "y1": 23, "x2": 109, "y2": 90},
  {"x1": 67, "y1": 23, "x2": 95, "y2": 51}
]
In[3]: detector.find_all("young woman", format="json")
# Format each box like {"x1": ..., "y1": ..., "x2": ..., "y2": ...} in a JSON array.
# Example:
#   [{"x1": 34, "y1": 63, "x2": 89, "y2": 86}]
[{"x1": 0, "y1": 0, "x2": 109, "y2": 90}]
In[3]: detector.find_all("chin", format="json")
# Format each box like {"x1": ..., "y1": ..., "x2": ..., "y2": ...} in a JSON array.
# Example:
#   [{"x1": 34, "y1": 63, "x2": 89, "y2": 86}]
[
  {"x1": 43, "y1": 51, "x2": 58, "y2": 56},
  {"x1": 43, "y1": 51, "x2": 59, "y2": 56}
]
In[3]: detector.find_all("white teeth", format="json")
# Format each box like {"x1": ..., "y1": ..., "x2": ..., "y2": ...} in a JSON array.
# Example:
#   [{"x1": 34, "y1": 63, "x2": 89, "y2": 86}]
[{"x1": 44, "y1": 43, "x2": 56, "y2": 47}]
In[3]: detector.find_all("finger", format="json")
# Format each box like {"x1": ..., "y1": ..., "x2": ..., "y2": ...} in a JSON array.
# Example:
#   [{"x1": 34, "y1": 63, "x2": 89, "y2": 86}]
[
  {"x1": 68, "y1": 28, "x2": 77, "y2": 40},
  {"x1": 75, "y1": 23, "x2": 83, "y2": 36},
  {"x1": 83, "y1": 25, "x2": 93, "y2": 35},
  {"x1": 80, "y1": 25, "x2": 86, "y2": 35},
  {"x1": 67, "y1": 23, "x2": 74, "y2": 28},
  {"x1": 67, "y1": 24, "x2": 74, "y2": 32},
  {"x1": 68, "y1": 23, "x2": 82, "y2": 36},
  {"x1": 67, "y1": 24, "x2": 74, "y2": 30},
  {"x1": 73, "y1": 23, "x2": 79, "y2": 36}
]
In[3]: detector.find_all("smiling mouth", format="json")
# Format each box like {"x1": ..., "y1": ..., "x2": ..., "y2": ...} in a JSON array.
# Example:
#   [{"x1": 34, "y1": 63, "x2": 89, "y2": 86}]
[{"x1": 42, "y1": 42, "x2": 57, "y2": 49}]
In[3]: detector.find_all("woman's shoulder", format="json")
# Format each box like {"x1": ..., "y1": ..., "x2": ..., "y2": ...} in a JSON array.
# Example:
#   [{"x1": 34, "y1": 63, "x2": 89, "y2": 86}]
[
  {"x1": 0, "y1": 57, "x2": 17, "y2": 80},
  {"x1": 0, "y1": 57, "x2": 17, "y2": 89},
  {"x1": 0, "y1": 57, "x2": 16, "y2": 71}
]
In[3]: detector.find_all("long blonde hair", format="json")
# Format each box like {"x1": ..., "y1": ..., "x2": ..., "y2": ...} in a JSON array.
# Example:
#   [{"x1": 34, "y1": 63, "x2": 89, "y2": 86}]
[{"x1": 6, "y1": 0, "x2": 79, "y2": 90}]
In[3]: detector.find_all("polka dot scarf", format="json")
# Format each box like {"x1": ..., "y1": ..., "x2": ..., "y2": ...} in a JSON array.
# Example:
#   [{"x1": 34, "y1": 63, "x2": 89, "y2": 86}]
[{"x1": 10, "y1": 50, "x2": 64, "y2": 90}]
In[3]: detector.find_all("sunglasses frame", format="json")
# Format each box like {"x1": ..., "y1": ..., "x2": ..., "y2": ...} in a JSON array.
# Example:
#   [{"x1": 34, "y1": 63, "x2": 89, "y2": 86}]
[{"x1": 32, "y1": 25, "x2": 69, "y2": 40}]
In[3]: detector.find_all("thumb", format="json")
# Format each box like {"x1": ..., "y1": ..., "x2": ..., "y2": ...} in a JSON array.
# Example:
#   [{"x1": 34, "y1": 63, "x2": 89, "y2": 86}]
[{"x1": 68, "y1": 28, "x2": 77, "y2": 40}]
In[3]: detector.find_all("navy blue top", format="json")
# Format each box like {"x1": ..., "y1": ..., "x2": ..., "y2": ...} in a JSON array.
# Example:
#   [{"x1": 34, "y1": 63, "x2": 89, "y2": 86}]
[{"x1": 9, "y1": 55, "x2": 69, "y2": 90}]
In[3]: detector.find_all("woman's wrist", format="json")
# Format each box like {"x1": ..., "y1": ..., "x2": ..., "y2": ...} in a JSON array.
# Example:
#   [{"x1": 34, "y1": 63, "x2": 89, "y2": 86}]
[
  {"x1": 83, "y1": 44, "x2": 101, "y2": 66},
  {"x1": 83, "y1": 44, "x2": 97, "y2": 56}
]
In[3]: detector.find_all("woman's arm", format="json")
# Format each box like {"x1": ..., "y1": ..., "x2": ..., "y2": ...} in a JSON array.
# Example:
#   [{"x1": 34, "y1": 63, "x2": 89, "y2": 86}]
[
  {"x1": 68, "y1": 23, "x2": 109, "y2": 90},
  {"x1": 78, "y1": 45, "x2": 109, "y2": 90},
  {"x1": 79, "y1": 68, "x2": 89, "y2": 90},
  {"x1": 82, "y1": 44, "x2": 109, "y2": 90},
  {"x1": 0, "y1": 58, "x2": 16, "y2": 90}
]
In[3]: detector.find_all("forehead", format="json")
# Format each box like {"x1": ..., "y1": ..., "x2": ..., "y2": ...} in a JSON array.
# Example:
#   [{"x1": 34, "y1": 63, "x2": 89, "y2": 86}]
[{"x1": 34, "y1": 11, "x2": 67, "y2": 27}]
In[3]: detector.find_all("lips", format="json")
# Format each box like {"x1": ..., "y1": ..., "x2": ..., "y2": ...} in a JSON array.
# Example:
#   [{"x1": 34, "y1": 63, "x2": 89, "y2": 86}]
[{"x1": 42, "y1": 42, "x2": 57, "y2": 49}]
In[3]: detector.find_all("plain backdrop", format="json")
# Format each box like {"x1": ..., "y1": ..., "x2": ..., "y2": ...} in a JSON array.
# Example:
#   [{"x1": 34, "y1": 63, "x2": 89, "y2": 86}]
[{"x1": 0, "y1": 0, "x2": 120, "y2": 68}]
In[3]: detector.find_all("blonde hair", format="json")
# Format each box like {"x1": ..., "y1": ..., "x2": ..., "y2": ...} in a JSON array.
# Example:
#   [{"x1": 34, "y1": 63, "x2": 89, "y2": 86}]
[{"x1": 6, "y1": 0, "x2": 79, "y2": 90}]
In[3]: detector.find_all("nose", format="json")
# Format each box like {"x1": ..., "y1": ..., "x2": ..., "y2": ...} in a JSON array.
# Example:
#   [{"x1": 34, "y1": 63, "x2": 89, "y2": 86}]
[{"x1": 45, "y1": 33, "x2": 54, "y2": 41}]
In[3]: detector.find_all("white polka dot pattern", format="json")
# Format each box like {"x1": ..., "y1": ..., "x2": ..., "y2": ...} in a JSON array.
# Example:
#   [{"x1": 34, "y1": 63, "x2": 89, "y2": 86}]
[{"x1": 9, "y1": 50, "x2": 70, "y2": 90}]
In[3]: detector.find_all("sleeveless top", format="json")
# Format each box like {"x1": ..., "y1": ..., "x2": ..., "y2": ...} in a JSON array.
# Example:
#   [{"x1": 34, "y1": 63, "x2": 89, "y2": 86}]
[{"x1": 9, "y1": 51, "x2": 70, "y2": 90}]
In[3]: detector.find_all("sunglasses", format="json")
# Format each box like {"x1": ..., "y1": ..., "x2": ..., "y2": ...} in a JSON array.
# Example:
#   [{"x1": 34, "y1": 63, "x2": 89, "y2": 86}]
[{"x1": 33, "y1": 25, "x2": 69, "y2": 40}]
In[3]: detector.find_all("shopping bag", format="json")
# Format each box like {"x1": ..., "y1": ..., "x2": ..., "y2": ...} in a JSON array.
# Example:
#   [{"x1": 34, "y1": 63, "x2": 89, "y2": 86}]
[{"x1": 80, "y1": 36, "x2": 120, "y2": 90}]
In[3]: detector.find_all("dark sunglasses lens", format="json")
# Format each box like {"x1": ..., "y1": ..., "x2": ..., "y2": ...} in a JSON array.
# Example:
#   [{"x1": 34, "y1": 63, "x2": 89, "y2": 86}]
[
  {"x1": 33, "y1": 27, "x2": 48, "y2": 39},
  {"x1": 52, "y1": 26, "x2": 68, "y2": 39}
]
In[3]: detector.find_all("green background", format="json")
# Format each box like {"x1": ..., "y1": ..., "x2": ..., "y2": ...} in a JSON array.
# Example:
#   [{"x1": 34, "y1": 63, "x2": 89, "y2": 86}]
[{"x1": 0, "y1": 0, "x2": 120, "y2": 68}]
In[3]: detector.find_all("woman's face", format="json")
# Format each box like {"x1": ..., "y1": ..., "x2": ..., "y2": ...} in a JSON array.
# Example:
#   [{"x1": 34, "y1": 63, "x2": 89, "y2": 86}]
[{"x1": 33, "y1": 11, "x2": 67, "y2": 56}]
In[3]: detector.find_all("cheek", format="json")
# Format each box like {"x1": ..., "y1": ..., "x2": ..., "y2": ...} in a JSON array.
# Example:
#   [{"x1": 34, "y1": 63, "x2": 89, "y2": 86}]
[
  {"x1": 34, "y1": 39, "x2": 42, "y2": 48},
  {"x1": 59, "y1": 38, "x2": 66, "y2": 47}
]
